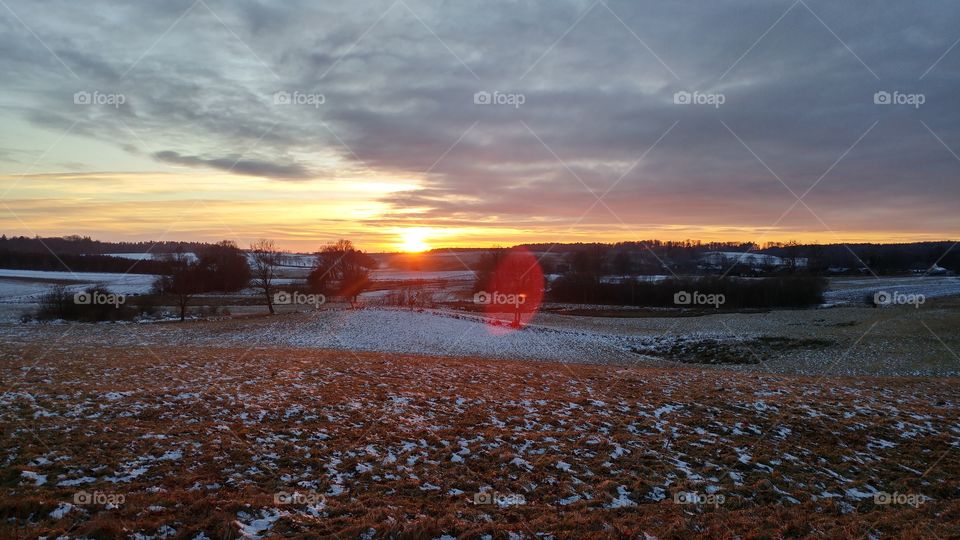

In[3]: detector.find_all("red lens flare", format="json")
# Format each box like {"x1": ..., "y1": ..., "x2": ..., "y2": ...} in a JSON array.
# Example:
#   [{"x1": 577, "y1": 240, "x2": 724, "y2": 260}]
[{"x1": 475, "y1": 247, "x2": 544, "y2": 333}]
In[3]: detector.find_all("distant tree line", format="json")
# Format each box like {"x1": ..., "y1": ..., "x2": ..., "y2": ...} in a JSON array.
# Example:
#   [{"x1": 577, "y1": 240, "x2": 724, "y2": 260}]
[
  {"x1": 4, "y1": 234, "x2": 957, "y2": 276},
  {"x1": 516, "y1": 240, "x2": 960, "y2": 276},
  {"x1": 474, "y1": 245, "x2": 828, "y2": 308},
  {"x1": 0, "y1": 235, "x2": 209, "y2": 255},
  {"x1": 0, "y1": 250, "x2": 171, "y2": 274},
  {"x1": 549, "y1": 275, "x2": 827, "y2": 309}
]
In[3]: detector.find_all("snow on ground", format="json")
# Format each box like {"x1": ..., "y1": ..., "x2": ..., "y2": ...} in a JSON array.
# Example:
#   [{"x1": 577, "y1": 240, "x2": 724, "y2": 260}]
[
  {"x1": 1, "y1": 298, "x2": 959, "y2": 375},
  {"x1": 0, "y1": 270, "x2": 156, "y2": 299},
  {"x1": 107, "y1": 251, "x2": 316, "y2": 268},
  {"x1": 0, "y1": 268, "x2": 154, "y2": 284},
  {"x1": 599, "y1": 275, "x2": 670, "y2": 284},
  {"x1": 105, "y1": 252, "x2": 197, "y2": 262},
  {"x1": 824, "y1": 276, "x2": 960, "y2": 304},
  {"x1": 0, "y1": 279, "x2": 52, "y2": 302},
  {"x1": 235, "y1": 509, "x2": 286, "y2": 539},
  {"x1": 369, "y1": 269, "x2": 477, "y2": 282},
  {"x1": 204, "y1": 308, "x2": 650, "y2": 363},
  {"x1": 2, "y1": 346, "x2": 957, "y2": 538}
]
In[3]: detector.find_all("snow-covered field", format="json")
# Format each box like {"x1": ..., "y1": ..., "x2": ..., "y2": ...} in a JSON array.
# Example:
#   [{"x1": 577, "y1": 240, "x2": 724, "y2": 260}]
[
  {"x1": 0, "y1": 269, "x2": 156, "y2": 301},
  {"x1": 1, "y1": 345, "x2": 957, "y2": 538},
  {"x1": 105, "y1": 252, "x2": 196, "y2": 262},
  {"x1": 3, "y1": 295, "x2": 960, "y2": 376},
  {"x1": 824, "y1": 276, "x2": 960, "y2": 304},
  {"x1": 369, "y1": 269, "x2": 476, "y2": 282},
  {"x1": 245, "y1": 308, "x2": 643, "y2": 363},
  {"x1": 0, "y1": 279, "x2": 50, "y2": 302},
  {"x1": 1, "y1": 267, "x2": 959, "y2": 376},
  {"x1": 106, "y1": 251, "x2": 317, "y2": 267},
  {"x1": 1, "y1": 271, "x2": 958, "y2": 536}
]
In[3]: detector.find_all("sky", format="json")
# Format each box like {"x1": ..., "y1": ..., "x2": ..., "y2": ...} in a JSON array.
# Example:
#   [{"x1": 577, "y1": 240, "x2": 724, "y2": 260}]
[{"x1": 1, "y1": 0, "x2": 958, "y2": 252}]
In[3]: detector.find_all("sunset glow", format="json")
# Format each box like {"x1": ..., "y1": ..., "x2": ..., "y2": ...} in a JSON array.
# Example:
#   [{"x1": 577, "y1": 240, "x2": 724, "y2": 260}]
[
  {"x1": 0, "y1": 1, "x2": 956, "y2": 253},
  {"x1": 398, "y1": 228, "x2": 431, "y2": 253}
]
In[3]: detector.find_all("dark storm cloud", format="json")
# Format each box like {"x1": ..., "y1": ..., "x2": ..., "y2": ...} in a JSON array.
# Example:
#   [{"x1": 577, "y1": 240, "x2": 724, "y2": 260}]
[{"x1": 1, "y1": 0, "x2": 959, "y2": 234}]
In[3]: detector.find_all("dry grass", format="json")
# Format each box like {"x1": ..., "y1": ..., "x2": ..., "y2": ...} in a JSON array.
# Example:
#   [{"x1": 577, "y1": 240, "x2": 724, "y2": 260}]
[{"x1": 1, "y1": 344, "x2": 958, "y2": 539}]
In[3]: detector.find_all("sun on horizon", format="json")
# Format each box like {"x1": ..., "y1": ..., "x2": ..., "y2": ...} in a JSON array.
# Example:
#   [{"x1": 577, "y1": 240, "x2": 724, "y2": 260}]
[{"x1": 398, "y1": 228, "x2": 432, "y2": 253}]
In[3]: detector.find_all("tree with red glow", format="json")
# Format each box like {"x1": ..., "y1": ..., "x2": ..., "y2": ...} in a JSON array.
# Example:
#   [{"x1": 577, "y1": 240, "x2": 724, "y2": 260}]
[
  {"x1": 474, "y1": 247, "x2": 544, "y2": 328},
  {"x1": 308, "y1": 239, "x2": 376, "y2": 306}
]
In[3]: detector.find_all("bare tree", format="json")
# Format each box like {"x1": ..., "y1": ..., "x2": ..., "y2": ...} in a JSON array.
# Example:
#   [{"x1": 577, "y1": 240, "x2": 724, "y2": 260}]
[
  {"x1": 250, "y1": 239, "x2": 283, "y2": 314},
  {"x1": 784, "y1": 240, "x2": 802, "y2": 272},
  {"x1": 473, "y1": 247, "x2": 543, "y2": 328},
  {"x1": 307, "y1": 239, "x2": 374, "y2": 307},
  {"x1": 154, "y1": 251, "x2": 201, "y2": 321},
  {"x1": 195, "y1": 240, "x2": 251, "y2": 292}
]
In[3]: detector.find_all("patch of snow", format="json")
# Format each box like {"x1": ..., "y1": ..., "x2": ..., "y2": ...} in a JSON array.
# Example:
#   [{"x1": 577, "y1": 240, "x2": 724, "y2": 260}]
[
  {"x1": 57, "y1": 476, "x2": 96, "y2": 486},
  {"x1": 21, "y1": 470, "x2": 47, "y2": 486},
  {"x1": 605, "y1": 485, "x2": 637, "y2": 508},
  {"x1": 49, "y1": 502, "x2": 74, "y2": 519},
  {"x1": 235, "y1": 509, "x2": 286, "y2": 539}
]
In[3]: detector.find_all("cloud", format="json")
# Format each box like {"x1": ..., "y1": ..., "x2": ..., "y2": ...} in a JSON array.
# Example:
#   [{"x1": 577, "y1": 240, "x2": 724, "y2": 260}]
[
  {"x1": 152, "y1": 151, "x2": 312, "y2": 179},
  {"x1": 0, "y1": 0, "x2": 959, "y2": 241}
]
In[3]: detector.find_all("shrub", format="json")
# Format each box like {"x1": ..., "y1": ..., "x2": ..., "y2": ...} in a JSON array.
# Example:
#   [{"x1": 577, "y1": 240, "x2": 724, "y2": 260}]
[{"x1": 32, "y1": 285, "x2": 138, "y2": 322}]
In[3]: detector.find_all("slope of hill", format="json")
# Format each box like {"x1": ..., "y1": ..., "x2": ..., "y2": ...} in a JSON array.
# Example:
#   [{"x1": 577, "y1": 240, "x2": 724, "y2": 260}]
[{"x1": 1, "y1": 345, "x2": 956, "y2": 538}]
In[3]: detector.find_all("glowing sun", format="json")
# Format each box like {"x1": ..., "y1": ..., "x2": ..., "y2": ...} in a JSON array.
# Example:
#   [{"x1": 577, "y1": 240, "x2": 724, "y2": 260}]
[{"x1": 398, "y1": 229, "x2": 431, "y2": 252}]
